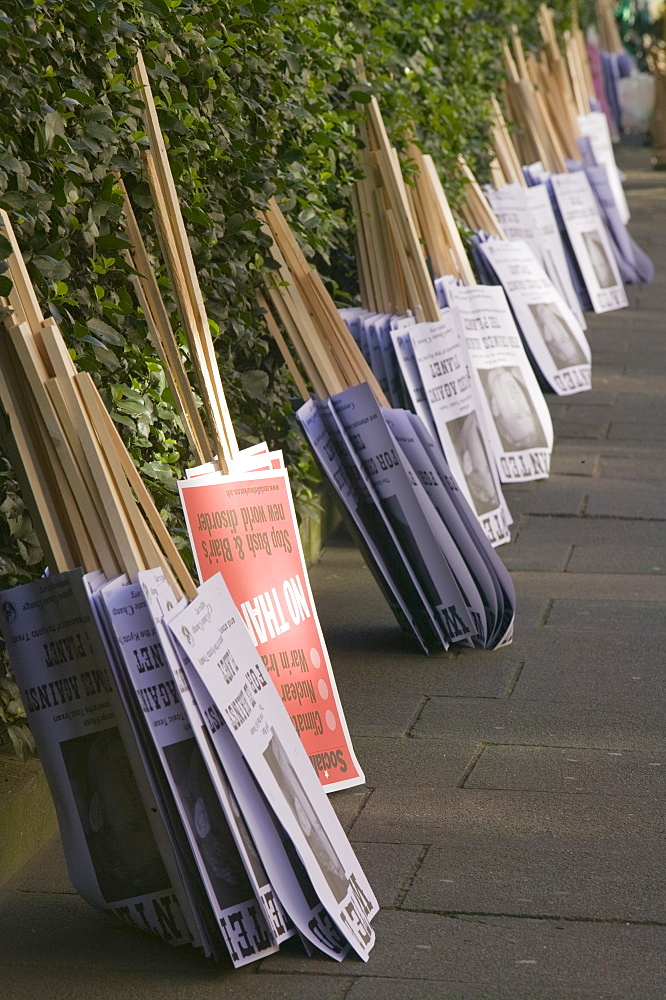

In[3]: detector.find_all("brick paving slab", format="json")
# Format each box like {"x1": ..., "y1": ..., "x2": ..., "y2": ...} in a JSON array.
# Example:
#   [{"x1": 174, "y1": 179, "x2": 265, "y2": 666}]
[{"x1": 3, "y1": 138, "x2": 666, "y2": 1000}]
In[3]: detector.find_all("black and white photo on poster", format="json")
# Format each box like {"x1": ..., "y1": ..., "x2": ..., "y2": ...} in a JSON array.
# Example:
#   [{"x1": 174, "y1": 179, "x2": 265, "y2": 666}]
[
  {"x1": 447, "y1": 282, "x2": 552, "y2": 483},
  {"x1": 409, "y1": 314, "x2": 512, "y2": 546},
  {"x1": 477, "y1": 237, "x2": 592, "y2": 396},
  {"x1": 527, "y1": 301, "x2": 588, "y2": 369},
  {"x1": 60, "y1": 726, "x2": 170, "y2": 904},
  {"x1": 485, "y1": 365, "x2": 546, "y2": 449},
  {"x1": 550, "y1": 170, "x2": 628, "y2": 313}
]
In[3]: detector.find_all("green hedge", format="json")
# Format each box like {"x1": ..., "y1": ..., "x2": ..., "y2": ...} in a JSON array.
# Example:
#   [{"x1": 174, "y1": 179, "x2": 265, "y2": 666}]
[{"x1": 0, "y1": 0, "x2": 582, "y2": 750}]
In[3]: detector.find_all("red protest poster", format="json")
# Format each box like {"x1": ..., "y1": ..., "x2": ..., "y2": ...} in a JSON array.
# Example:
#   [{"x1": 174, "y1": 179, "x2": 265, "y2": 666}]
[{"x1": 179, "y1": 468, "x2": 363, "y2": 791}]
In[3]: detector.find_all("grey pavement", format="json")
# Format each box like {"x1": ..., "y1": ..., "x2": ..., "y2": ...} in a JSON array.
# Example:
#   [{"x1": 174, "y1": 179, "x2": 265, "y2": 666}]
[{"x1": 2, "y1": 138, "x2": 666, "y2": 998}]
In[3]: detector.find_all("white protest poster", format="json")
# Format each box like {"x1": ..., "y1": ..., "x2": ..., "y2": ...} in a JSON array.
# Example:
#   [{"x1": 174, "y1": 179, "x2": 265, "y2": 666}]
[
  {"x1": 381, "y1": 406, "x2": 493, "y2": 646},
  {"x1": 296, "y1": 397, "x2": 444, "y2": 654},
  {"x1": 178, "y1": 466, "x2": 363, "y2": 792},
  {"x1": 409, "y1": 315, "x2": 512, "y2": 547},
  {"x1": 550, "y1": 170, "x2": 628, "y2": 313},
  {"x1": 478, "y1": 237, "x2": 592, "y2": 395},
  {"x1": 0, "y1": 570, "x2": 197, "y2": 949},
  {"x1": 329, "y1": 382, "x2": 477, "y2": 646},
  {"x1": 99, "y1": 576, "x2": 282, "y2": 968},
  {"x1": 525, "y1": 183, "x2": 587, "y2": 328},
  {"x1": 138, "y1": 569, "x2": 296, "y2": 953},
  {"x1": 447, "y1": 283, "x2": 553, "y2": 483},
  {"x1": 584, "y1": 163, "x2": 654, "y2": 284},
  {"x1": 165, "y1": 575, "x2": 378, "y2": 962},
  {"x1": 577, "y1": 111, "x2": 630, "y2": 224},
  {"x1": 407, "y1": 412, "x2": 516, "y2": 649},
  {"x1": 361, "y1": 312, "x2": 391, "y2": 400},
  {"x1": 388, "y1": 325, "x2": 439, "y2": 444},
  {"x1": 486, "y1": 184, "x2": 542, "y2": 261}
]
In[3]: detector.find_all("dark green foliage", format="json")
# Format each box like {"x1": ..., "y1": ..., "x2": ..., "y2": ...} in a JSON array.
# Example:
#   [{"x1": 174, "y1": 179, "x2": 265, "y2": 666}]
[{"x1": 0, "y1": 0, "x2": 582, "y2": 751}]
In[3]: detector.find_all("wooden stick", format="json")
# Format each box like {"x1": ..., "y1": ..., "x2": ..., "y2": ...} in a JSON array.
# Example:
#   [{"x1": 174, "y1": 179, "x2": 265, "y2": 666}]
[
  {"x1": 0, "y1": 331, "x2": 73, "y2": 570},
  {"x1": 256, "y1": 291, "x2": 310, "y2": 400},
  {"x1": 0, "y1": 210, "x2": 44, "y2": 336},
  {"x1": 118, "y1": 176, "x2": 213, "y2": 464},
  {"x1": 75, "y1": 373, "x2": 197, "y2": 599},
  {"x1": 133, "y1": 52, "x2": 237, "y2": 467}
]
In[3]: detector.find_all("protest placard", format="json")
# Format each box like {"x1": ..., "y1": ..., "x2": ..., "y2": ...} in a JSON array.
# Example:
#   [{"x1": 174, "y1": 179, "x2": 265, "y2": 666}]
[
  {"x1": 406, "y1": 411, "x2": 515, "y2": 649},
  {"x1": 477, "y1": 237, "x2": 592, "y2": 395},
  {"x1": 584, "y1": 163, "x2": 654, "y2": 284},
  {"x1": 550, "y1": 170, "x2": 628, "y2": 313},
  {"x1": 409, "y1": 315, "x2": 512, "y2": 547},
  {"x1": 577, "y1": 111, "x2": 630, "y2": 224},
  {"x1": 139, "y1": 568, "x2": 296, "y2": 952},
  {"x1": 447, "y1": 283, "x2": 553, "y2": 482},
  {"x1": 178, "y1": 467, "x2": 363, "y2": 791},
  {"x1": 487, "y1": 182, "x2": 586, "y2": 327}
]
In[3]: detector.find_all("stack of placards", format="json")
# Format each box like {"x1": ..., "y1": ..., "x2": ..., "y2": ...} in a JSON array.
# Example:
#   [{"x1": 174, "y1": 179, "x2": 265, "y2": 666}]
[
  {"x1": 296, "y1": 382, "x2": 516, "y2": 654},
  {"x1": 0, "y1": 565, "x2": 377, "y2": 965}
]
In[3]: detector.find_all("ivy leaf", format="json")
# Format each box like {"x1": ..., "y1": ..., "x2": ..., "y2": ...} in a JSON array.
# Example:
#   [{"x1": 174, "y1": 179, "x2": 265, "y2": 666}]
[
  {"x1": 241, "y1": 369, "x2": 269, "y2": 400},
  {"x1": 87, "y1": 317, "x2": 126, "y2": 346}
]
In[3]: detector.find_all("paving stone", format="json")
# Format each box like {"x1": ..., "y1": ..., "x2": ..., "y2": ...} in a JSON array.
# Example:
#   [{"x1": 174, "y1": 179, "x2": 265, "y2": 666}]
[
  {"x1": 502, "y1": 513, "x2": 666, "y2": 575},
  {"x1": 413, "y1": 696, "x2": 666, "y2": 752},
  {"x1": 598, "y1": 452, "x2": 666, "y2": 482},
  {"x1": 504, "y1": 478, "x2": 587, "y2": 517},
  {"x1": 544, "y1": 597, "x2": 665, "y2": 630},
  {"x1": 351, "y1": 842, "x2": 426, "y2": 908},
  {"x1": 608, "y1": 420, "x2": 666, "y2": 441},
  {"x1": 350, "y1": 737, "x2": 475, "y2": 790},
  {"x1": 548, "y1": 443, "x2": 600, "y2": 476},
  {"x1": 6, "y1": 834, "x2": 74, "y2": 894},
  {"x1": 350, "y1": 787, "x2": 666, "y2": 845},
  {"x1": 507, "y1": 628, "x2": 666, "y2": 709},
  {"x1": 509, "y1": 568, "x2": 666, "y2": 602},
  {"x1": 606, "y1": 394, "x2": 666, "y2": 421},
  {"x1": 584, "y1": 482, "x2": 666, "y2": 519},
  {"x1": 262, "y1": 909, "x2": 666, "y2": 996},
  {"x1": 0, "y1": 966, "x2": 349, "y2": 1000},
  {"x1": 346, "y1": 979, "x2": 622, "y2": 1000},
  {"x1": 552, "y1": 419, "x2": 609, "y2": 440},
  {"x1": 566, "y1": 541, "x2": 666, "y2": 574},
  {"x1": 558, "y1": 403, "x2": 617, "y2": 424},
  {"x1": 464, "y1": 744, "x2": 666, "y2": 797},
  {"x1": 402, "y1": 834, "x2": 666, "y2": 922},
  {"x1": 331, "y1": 787, "x2": 372, "y2": 832}
]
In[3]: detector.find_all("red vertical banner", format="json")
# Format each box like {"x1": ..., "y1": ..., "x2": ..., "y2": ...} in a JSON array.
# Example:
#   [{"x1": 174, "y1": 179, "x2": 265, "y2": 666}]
[{"x1": 179, "y1": 468, "x2": 363, "y2": 791}]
